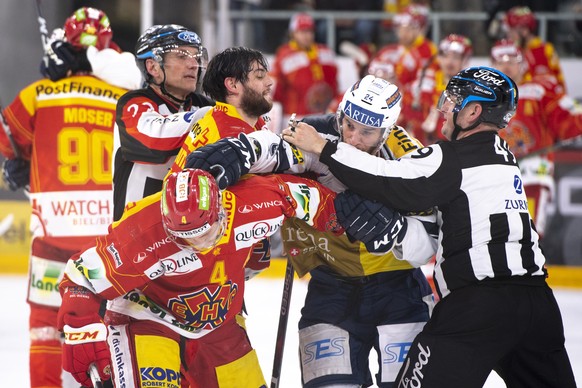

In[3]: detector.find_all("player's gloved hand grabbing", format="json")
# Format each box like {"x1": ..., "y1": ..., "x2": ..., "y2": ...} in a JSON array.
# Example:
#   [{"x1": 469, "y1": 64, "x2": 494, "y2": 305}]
[
  {"x1": 62, "y1": 313, "x2": 112, "y2": 386},
  {"x1": 2, "y1": 158, "x2": 30, "y2": 191},
  {"x1": 184, "y1": 133, "x2": 256, "y2": 190},
  {"x1": 334, "y1": 190, "x2": 407, "y2": 254},
  {"x1": 41, "y1": 40, "x2": 90, "y2": 82}
]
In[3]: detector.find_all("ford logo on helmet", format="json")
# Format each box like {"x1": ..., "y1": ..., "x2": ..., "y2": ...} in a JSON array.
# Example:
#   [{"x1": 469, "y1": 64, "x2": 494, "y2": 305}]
[
  {"x1": 473, "y1": 69, "x2": 505, "y2": 86},
  {"x1": 177, "y1": 31, "x2": 200, "y2": 44}
]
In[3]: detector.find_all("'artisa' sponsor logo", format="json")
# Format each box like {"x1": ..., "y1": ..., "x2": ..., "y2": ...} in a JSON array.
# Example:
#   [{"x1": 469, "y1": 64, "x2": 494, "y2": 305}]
[{"x1": 398, "y1": 342, "x2": 431, "y2": 388}]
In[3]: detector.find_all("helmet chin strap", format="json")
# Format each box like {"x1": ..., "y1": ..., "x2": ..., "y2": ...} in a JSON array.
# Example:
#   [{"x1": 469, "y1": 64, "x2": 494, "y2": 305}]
[{"x1": 450, "y1": 111, "x2": 481, "y2": 141}]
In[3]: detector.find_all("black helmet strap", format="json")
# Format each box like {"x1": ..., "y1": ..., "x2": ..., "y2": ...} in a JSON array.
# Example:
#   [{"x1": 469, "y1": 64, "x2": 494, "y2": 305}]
[
  {"x1": 152, "y1": 62, "x2": 188, "y2": 105},
  {"x1": 451, "y1": 110, "x2": 482, "y2": 141}
]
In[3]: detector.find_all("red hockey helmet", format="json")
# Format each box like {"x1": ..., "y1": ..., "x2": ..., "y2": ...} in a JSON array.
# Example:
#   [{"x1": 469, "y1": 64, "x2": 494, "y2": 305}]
[
  {"x1": 289, "y1": 13, "x2": 315, "y2": 32},
  {"x1": 438, "y1": 34, "x2": 473, "y2": 58},
  {"x1": 161, "y1": 169, "x2": 226, "y2": 251},
  {"x1": 64, "y1": 7, "x2": 113, "y2": 50},
  {"x1": 394, "y1": 4, "x2": 429, "y2": 29},
  {"x1": 504, "y1": 6, "x2": 537, "y2": 32},
  {"x1": 490, "y1": 39, "x2": 523, "y2": 63},
  {"x1": 368, "y1": 43, "x2": 403, "y2": 83}
]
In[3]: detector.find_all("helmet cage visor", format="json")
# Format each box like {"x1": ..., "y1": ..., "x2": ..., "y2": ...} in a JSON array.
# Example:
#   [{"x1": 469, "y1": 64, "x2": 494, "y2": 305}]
[
  {"x1": 136, "y1": 29, "x2": 206, "y2": 65},
  {"x1": 437, "y1": 79, "x2": 497, "y2": 114},
  {"x1": 164, "y1": 209, "x2": 226, "y2": 252},
  {"x1": 153, "y1": 47, "x2": 208, "y2": 69}
]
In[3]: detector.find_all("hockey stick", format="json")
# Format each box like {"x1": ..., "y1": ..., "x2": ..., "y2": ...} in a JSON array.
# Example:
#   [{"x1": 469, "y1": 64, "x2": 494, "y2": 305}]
[
  {"x1": 518, "y1": 134, "x2": 582, "y2": 160},
  {"x1": 0, "y1": 101, "x2": 21, "y2": 158},
  {"x1": 270, "y1": 258, "x2": 295, "y2": 388},
  {"x1": 34, "y1": 0, "x2": 50, "y2": 52},
  {"x1": 89, "y1": 363, "x2": 104, "y2": 388}
]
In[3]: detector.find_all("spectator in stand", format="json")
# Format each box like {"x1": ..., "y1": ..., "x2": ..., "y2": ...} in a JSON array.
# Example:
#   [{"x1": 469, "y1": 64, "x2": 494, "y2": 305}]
[
  {"x1": 0, "y1": 7, "x2": 133, "y2": 388},
  {"x1": 398, "y1": 34, "x2": 473, "y2": 145},
  {"x1": 503, "y1": 5, "x2": 567, "y2": 90},
  {"x1": 367, "y1": 42, "x2": 404, "y2": 86},
  {"x1": 382, "y1": 0, "x2": 431, "y2": 31},
  {"x1": 390, "y1": 4, "x2": 437, "y2": 89},
  {"x1": 314, "y1": 0, "x2": 384, "y2": 47},
  {"x1": 270, "y1": 12, "x2": 339, "y2": 132},
  {"x1": 491, "y1": 39, "x2": 582, "y2": 238}
]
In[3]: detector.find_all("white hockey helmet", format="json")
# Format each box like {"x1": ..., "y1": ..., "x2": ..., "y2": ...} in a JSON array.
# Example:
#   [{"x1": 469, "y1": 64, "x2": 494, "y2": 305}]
[{"x1": 336, "y1": 75, "x2": 402, "y2": 152}]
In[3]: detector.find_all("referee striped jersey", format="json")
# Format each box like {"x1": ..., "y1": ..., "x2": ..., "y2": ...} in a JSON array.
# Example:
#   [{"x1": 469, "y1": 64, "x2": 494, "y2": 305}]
[
  {"x1": 112, "y1": 87, "x2": 213, "y2": 220},
  {"x1": 319, "y1": 131, "x2": 547, "y2": 298}
]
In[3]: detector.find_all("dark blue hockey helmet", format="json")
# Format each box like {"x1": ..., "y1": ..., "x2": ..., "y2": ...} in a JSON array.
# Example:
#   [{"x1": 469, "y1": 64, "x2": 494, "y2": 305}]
[
  {"x1": 135, "y1": 24, "x2": 207, "y2": 83},
  {"x1": 438, "y1": 66, "x2": 518, "y2": 129}
]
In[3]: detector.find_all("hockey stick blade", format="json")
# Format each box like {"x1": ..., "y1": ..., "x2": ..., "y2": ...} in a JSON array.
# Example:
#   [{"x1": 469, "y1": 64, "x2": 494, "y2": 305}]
[
  {"x1": 89, "y1": 363, "x2": 104, "y2": 388},
  {"x1": 270, "y1": 259, "x2": 294, "y2": 388}
]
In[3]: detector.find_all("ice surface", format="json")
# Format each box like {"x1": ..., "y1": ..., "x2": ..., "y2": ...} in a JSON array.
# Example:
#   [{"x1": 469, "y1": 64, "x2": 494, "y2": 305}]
[{"x1": 1, "y1": 275, "x2": 579, "y2": 387}]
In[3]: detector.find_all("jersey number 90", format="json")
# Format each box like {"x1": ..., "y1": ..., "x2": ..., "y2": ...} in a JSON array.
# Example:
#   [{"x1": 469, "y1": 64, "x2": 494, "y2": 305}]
[{"x1": 58, "y1": 127, "x2": 113, "y2": 185}]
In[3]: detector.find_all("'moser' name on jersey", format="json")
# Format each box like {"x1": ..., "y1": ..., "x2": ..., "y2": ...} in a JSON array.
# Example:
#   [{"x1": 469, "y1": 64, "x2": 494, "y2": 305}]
[{"x1": 343, "y1": 101, "x2": 383, "y2": 128}]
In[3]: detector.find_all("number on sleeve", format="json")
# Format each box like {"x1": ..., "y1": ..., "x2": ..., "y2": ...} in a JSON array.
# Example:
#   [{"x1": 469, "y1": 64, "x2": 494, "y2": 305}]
[{"x1": 494, "y1": 135, "x2": 515, "y2": 163}]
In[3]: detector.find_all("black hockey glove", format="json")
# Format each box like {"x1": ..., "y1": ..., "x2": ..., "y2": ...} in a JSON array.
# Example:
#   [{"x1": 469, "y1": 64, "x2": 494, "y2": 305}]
[
  {"x1": 40, "y1": 40, "x2": 88, "y2": 81},
  {"x1": 335, "y1": 190, "x2": 407, "y2": 254},
  {"x1": 2, "y1": 158, "x2": 30, "y2": 191},
  {"x1": 184, "y1": 133, "x2": 255, "y2": 190}
]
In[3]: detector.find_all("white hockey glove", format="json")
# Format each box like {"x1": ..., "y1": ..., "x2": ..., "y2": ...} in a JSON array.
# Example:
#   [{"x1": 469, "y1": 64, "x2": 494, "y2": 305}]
[{"x1": 335, "y1": 190, "x2": 407, "y2": 254}]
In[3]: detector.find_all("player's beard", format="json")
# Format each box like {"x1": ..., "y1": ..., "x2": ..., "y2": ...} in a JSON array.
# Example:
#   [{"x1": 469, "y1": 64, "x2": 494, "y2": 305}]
[{"x1": 240, "y1": 85, "x2": 273, "y2": 118}]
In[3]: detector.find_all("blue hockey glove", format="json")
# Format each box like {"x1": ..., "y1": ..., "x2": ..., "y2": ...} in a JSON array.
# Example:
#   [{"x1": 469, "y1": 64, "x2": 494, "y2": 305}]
[
  {"x1": 185, "y1": 134, "x2": 256, "y2": 190},
  {"x1": 335, "y1": 190, "x2": 407, "y2": 254},
  {"x1": 2, "y1": 158, "x2": 30, "y2": 191}
]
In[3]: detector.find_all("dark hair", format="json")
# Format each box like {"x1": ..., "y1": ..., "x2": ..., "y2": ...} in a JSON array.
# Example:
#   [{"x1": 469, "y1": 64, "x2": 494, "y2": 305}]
[{"x1": 202, "y1": 47, "x2": 269, "y2": 102}]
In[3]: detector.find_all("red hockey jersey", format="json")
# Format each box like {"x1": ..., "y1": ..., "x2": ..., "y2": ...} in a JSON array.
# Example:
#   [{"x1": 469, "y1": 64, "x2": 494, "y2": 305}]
[
  {"x1": 271, "y1": 41, "x2": 339, "y2": 116},
  {"x1": 1, "y1": 75, "x2": 128, "y2": 252},
  {"x1": 61, "y1": 174, "x2": 341, "y2": 338},
  {"x1": 170, "y1": 102, "x2": 268, "y2": 174},
  {"x1": 523, "y1": 37, "x2": 566, "y2": 91}
]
